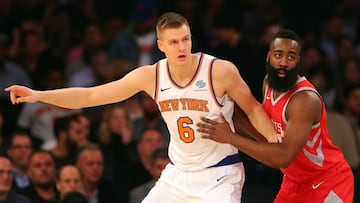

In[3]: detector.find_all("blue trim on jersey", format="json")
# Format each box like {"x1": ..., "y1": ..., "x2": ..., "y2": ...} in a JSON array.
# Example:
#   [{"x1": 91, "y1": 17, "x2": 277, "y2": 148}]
[
  {"x1": 154, "y1": 62, "x2": 159, "y2": 100},
  {"x1": 208, "y1": 153, "x2": 242, "y2": 168},
  {"x1": 169, "y1": 153, "x2": 241, "y2": 168},
  {"x1": 209, "y1": 58, "x2": 224, "y2": 107}
]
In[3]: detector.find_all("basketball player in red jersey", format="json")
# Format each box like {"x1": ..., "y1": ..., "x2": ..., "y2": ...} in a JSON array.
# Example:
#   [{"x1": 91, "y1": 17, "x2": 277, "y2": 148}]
[{"x1": 197, "y1": 29, "x2": 354, "y2": 203}]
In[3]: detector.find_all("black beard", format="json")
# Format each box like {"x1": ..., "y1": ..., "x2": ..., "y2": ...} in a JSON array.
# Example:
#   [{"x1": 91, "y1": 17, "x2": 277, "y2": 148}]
[{"x1": 265, "y1": 61, "x2": 299, "y2": 92}]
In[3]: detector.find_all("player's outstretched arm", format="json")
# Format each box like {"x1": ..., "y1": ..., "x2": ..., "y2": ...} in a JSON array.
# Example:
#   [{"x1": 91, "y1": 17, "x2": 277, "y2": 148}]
[{"x1": 5, "y1": 65, "x2": 156, "y2": 109}]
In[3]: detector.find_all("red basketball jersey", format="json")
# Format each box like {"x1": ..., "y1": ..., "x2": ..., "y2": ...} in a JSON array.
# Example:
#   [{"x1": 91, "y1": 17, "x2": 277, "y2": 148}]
[{"x1": 263, "y1": 77, "x2": 347, "y2": 182}]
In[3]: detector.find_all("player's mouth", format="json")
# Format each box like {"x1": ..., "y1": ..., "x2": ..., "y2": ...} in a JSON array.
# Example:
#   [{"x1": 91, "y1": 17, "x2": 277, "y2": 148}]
[
  {"x1": 277, "y1": 69, "x2": 287, "y2": 78},
  {"x1": 178, "y1": 54, "x2": 186, "y2": 60},
  {"x1": 278, "y1": 72, "x2": 286, "y2": 78}
]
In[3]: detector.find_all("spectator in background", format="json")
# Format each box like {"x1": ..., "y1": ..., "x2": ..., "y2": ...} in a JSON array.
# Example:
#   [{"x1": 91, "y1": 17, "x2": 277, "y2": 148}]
[
  {"x1": 66, "y1": 47, "x2": 116, "y2": 132},
  {"x1": 0, "y1": 0, "x2": 24, "y2": 41},
  {"x1": 101, "y1": 16, "x2": 124, "y2": 46},
  {"x1": 107, "y1": 0, "x2": 163, "y2": 73},
  {"x1": 61, "y1": 191, "x2": 89, "y2": 203},
  {"x1": 299, "y1": 43, "x2": 328, "y2": 76},
  {"x1": 241, "y1": 0, "x2": 285, "y2": 39},
  {"x1": 7, "y1": 18, "x2": 43, "y2": 60},
  {"x1": 129, "y1": 147, "x2": 169, "y2": 203},
  {"x1": 65, "y1": 22, "x2": 107, "y2": 86},
  {"x1": 207, "y1": 4, "x2": 264, "y2": 101},
  {"x1": 99, "y1": 104, "x2": 134, "y2": 146},
  {"x1": 50, "y1": 115, "x2": 84, "y2": 170},
  {"x1": 254, "y1": 23, "x2": 282, "y2": 60},
  {"x1": 39, "y1": 1, "x2": 74, "y2": 62},
  {"x1": 6, "y1": 131, "x2": 32, "y2": 192},
  {"x1": 327, "y1": 110, "x2": 360, "y2": 169},
  {"x1": 15, "y1": 30, "x2": 53, "y2": 89},
  {"x1": 76, "y1": 144, "x2": 121, "y2": 203},
  {"x1": 336, "y1": 34, "x2": 357, "y2": 69},
  {"x1": 122, "y1": 92, "x2": 145, "y2": 125},
  {"x1": 306, "y1": 62, "x2": 339, "y2": 109},
  {"x1": 0, "y1": 156, "x2": 30, "y2": 203},
  {"x1": 132, "y1": 92, "x2": 170, "y2": 144},
  {"x1": 17, "y1": 67, "x2": 81, "y2": 150},
  {"x1": 56, "y1": 165, "x2": 83, "y2": 201},
  {"x1": 335, "y1": 0, "x2": 360, "y2": 42},
  {"x1": 319, "y1": 13, "x2": 344, "y2": 67},
  {"x1": 0, "y1": 31, "x2": 32, "y2": 135},
  {"x1": 65, "y1": 22, "x2": 107, "y2": 79},
  {"x1": 67, "y1": 47, "x2": 114, "y2": 88},
  {"x1": 337, "y1": 57, "x2": 360, "y2": 110},
  {"x1": 21, "y1": 150, "x2": 59, "y2": 203},
  {"x1": 247, "y1": 23, "x2": 283, "y2": 101},
  {"x1": 340, "y1": 58, "x2": 360, "y2": 88},
  {"x1": 72, "y1": 112, "x2": 93, "y2": 146},
  {"x1": 0, "y1": 107, "x2": 7, "y2": 156},
  {"x1": 98, "y1": 104, "x2": 137, "y2": 183},
  {"x1": 0, "y1": 32, "x2": 33, "y2": 97},
  {"x1": 342, "y1": 83, "x2": 360, "y2": 152},
  {"x1": 341, "y1": 83, "x2": 360, "y2": 203},
  {"x1": 128, "y1": 128, "x2": 164, "y2": 191}
]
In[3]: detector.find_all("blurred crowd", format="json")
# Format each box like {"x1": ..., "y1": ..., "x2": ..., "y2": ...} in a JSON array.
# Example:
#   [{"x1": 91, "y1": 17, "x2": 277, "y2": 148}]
[{"x1": 0, "y1": 0, "x2": 360, "y2": 202}]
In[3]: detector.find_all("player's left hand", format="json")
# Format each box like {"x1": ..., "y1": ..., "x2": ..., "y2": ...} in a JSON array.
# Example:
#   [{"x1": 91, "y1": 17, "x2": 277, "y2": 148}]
[
  {"x1": 197, "y1": 113, "x2": 234, "y2": 144},
  {"x1": 267, "y1": 132, "x2": 283, "y2": 143}
]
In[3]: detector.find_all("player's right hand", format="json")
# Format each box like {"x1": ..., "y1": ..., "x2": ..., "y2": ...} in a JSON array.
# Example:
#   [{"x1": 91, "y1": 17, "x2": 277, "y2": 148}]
[{"x1": 4, "y1": 85, "x2": 39, "y2": 104}]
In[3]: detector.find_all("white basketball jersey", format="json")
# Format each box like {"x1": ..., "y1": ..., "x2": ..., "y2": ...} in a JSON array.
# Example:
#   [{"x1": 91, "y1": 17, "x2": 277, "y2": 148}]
[{"x1": 154, "y1": 53, "x2": 238, "y2": 171}]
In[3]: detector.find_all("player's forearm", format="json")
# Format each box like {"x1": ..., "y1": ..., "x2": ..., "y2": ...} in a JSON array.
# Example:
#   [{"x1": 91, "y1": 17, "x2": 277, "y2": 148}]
[
  {"x1": 37, "y1": 87, "x2": 92, "y2": 109},
  {"x1": 247, "y1": 104, "x2": 277, "y2": 140},
  {"x1": 233, "y1": 107, "x2": 267, "y2": 142},
  {"x1": 227, "y1": 133, "x2": 291, "y2": 168}
]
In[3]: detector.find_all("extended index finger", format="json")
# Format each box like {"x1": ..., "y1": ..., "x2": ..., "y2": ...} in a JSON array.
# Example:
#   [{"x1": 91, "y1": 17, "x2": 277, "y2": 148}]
[{"x1": 5, "y1": 87, "x2": 16, "y2": 105}]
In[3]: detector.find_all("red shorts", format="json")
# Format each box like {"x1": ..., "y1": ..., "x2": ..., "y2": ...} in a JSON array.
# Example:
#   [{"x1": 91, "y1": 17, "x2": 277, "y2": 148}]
[{"x1": 274, "y1": 163, "x2": 354, "y2": 203}]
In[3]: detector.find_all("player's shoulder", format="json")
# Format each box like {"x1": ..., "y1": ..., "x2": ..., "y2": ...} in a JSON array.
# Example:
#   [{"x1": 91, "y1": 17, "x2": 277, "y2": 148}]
[
  {"x1": 288, "y1": 88, "x2": 322, "y2": 116},
  {"x1": 211, "y1": 57, "x2": 238, "y2": 75},
  {"x1": 293, "y1": 89, "x2": 321, "y2": 105},
  {"x1": 127, "y1": 64, "x2": 157, "y2": 82},
  {"x1": 204, "y1": 54, "x2": 235, "y2": 68},
  {"x1": 134, "y1": 64, "x2": 157, "y2": 73},
  {"x1": 293, "y1": 80, "x2": 321, "y2": 102}
]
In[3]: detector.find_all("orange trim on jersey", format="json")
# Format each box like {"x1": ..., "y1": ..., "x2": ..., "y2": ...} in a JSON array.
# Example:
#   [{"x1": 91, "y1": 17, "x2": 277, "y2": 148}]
[
  {"x1": 208, "y1": 58, "x2": 223, "y2": 108},
  {"x1": 167, "y1": 53, "x2": 204, "y2": 89},
  {"x1": 154, "y1": 62, "x2": 160, "y2": 102}
]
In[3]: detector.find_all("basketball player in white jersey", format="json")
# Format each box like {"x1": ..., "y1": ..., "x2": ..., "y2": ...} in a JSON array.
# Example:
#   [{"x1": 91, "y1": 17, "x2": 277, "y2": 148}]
[{"x1": 5, "y1": 12, "x2": 279, "y2": 202}]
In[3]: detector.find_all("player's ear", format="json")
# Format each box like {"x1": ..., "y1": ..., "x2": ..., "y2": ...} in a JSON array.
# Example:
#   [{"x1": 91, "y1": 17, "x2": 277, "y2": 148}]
[{"x1": 157, "y1": 39, "x2": 164, "y2": 53}]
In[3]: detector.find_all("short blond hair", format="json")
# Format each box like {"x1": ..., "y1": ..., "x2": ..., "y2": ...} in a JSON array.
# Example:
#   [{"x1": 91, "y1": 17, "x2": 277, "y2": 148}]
[{"x1": 156, "y1": 12, "x2": 190, "y2": 39}]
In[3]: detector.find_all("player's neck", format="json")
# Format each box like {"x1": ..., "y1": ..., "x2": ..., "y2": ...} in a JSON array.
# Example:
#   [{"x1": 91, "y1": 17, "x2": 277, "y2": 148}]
[
  {"x1": 169, "y1": 54, "x2": 197, "y2": 86},
  {"x1": 272, "y1": 90, "x2": 282, "y2": 100}
]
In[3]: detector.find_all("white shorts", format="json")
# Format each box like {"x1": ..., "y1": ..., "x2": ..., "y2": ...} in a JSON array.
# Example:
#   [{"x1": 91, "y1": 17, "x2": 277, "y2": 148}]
[{"x1": 142, "y1": 162, "x2": 245, "y2": 203}]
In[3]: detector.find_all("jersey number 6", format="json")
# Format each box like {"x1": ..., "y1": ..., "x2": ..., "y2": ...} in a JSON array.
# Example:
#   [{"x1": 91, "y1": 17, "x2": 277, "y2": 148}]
[{"x1": 177, "y1": 117, "x2": 195, "y2": 143}]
